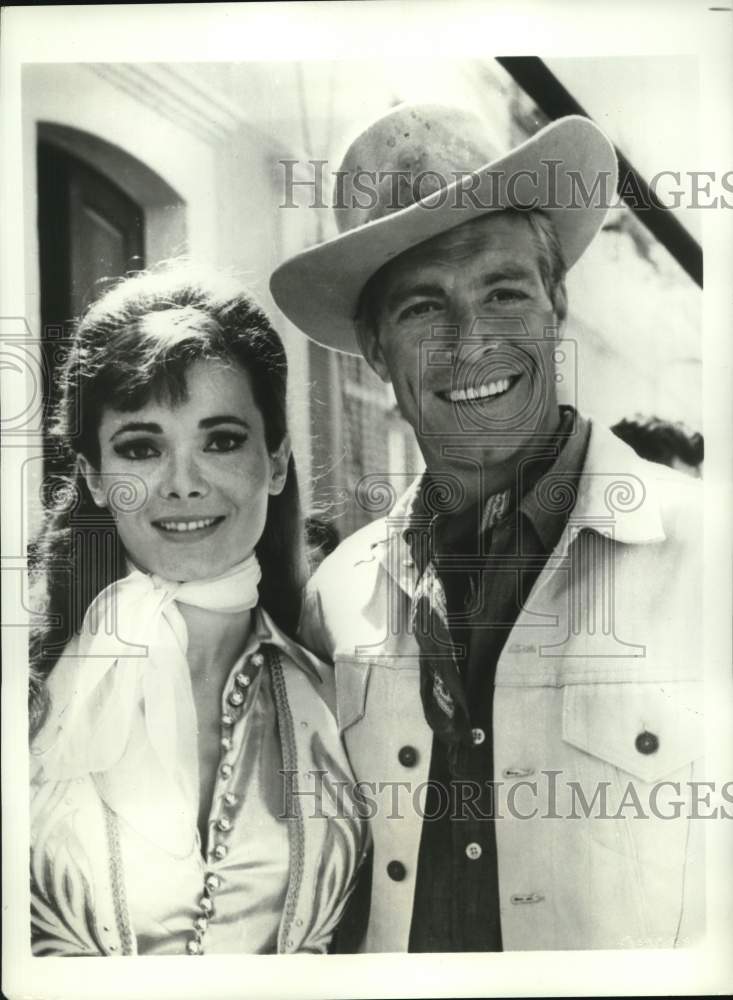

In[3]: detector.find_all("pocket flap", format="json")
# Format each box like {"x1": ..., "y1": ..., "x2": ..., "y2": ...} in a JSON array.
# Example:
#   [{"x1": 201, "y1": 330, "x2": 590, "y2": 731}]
[
  {"x1": 562, "y1": 682, "x2": 703, "y2": 782},
  {"x1": 334, "y1": 657, "x2": 371, "y2": 734}
]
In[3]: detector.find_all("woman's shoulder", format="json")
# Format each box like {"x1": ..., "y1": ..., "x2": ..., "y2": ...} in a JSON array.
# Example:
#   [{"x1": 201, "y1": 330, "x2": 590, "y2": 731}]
[{"x1": 257, "y1": 607, "x2": 337, "y2": 716}]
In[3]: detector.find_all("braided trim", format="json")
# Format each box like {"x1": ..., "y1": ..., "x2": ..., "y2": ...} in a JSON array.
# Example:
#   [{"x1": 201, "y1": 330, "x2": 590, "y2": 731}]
[
  {"x1": 270, "y1": 649, "x2": 305, "y2": 953},
  {"x1": 102, "y1": 801, "x2": 135, "y2": 956}
]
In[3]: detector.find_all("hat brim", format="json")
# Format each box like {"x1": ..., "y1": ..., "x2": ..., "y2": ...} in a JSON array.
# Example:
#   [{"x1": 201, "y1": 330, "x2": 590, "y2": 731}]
[{"x1": 270, "y1": 116, "x2": 618, "y2": 356}]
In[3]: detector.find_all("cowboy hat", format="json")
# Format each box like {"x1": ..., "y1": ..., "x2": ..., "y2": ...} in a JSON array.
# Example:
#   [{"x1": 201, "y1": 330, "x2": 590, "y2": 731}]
[{"x1": 270, "y1": 103, "x2": 618, "y2": 356}]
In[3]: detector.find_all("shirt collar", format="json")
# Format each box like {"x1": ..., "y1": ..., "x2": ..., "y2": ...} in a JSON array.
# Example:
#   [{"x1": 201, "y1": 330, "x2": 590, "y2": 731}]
[
  {"x1": 397, "y1": 406, "x2": 588, "y2": 556},
  {"x1": 249, "y1": 605, "x2": 325, "y2": 684},
  {"x1": 384, "y1": 410, "x2": 666, "y2": 597},
  {"x1": 520, "y1": 407, "x2": 592, "y2": 553}
]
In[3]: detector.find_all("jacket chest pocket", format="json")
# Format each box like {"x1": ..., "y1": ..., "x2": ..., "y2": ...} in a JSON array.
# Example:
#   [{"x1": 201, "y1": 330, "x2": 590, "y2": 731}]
[
  {"x1": 560, "y1": 681, "x2": 703, "y2": 862},
  {"x1": 562, "y1": 681, "x2": 703, "y2": 783}
]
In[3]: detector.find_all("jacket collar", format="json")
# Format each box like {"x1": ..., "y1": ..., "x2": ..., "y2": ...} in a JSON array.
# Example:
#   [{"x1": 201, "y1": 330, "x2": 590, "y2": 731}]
[
  {"x1": 371, "y1": 417, "x2": 666, "y2": 600},
  {"x1": 572, "y1": 420, "x2": 666, "y2": 545}
]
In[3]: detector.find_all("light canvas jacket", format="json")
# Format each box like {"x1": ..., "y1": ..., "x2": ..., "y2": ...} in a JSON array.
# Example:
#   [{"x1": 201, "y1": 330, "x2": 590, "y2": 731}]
[
  {"x1": 30, "y1": 611, "x2": 370, "y2": 955},
  {"x1": 299, "y1": 422, "x2": 705, "y2": 952}
]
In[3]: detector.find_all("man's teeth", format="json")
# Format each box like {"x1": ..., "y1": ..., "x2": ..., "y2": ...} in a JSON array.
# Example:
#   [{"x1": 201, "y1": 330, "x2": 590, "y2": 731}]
[
  {"x1": 448, "y1": 378, "x2": 512, "y2": 402},
  {"x1": 157, "y1": 518, "x2": 217, "y2": 533}
]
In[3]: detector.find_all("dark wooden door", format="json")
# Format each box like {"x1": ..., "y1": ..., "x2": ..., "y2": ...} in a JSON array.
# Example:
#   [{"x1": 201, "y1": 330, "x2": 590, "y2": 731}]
[{"x1": 37, "y1": 140, "x2": 145, "y2": 423}]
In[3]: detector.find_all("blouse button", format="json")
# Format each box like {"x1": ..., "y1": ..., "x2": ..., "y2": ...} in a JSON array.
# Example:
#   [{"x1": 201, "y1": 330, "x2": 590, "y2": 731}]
[
  {"x1": 194, "y1": 916, "x2": 208, "y2": 933},
  {"x1": 221, "y1": 713, "x2": 235, "y2": 727},
  {"x1": 235, "y1": 673, "x2": 251, "y2": 689},
  {"x1": 186, "y1": 939, "x2": 202, "y2": 955},
  {"x1": 213, "y1": 843, "x2": 228, "y2": 860},
  {"x1": 223, "y1": 792, "x2": 238, "y2": 807},
  {"x1": 220, "y1": 736, "x2": 233, "y2": 752},
  {"x1": 220, "y1": 763, "x2": 233, "y2": 778},
  {"x1": 217, "y1": 816, "x2": 232, "y2": 833},
  {"x1": 205, "y1": 873, "x2": 220, "y2": 892},
  {"x1": 199, "y1": 896, "x2": 214, "y2": 914},
  {"x1": 251, "y1": 652, "x2": 265, "y2": 668},
  {"x1": 228, "y1": 690, "x2": 245, "y2": 707}
]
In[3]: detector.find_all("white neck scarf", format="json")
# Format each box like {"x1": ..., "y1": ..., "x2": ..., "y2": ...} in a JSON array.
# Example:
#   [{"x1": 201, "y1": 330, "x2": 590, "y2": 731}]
[{"x1": 36, "y1": 554, "x2": 262, "y2": 852}]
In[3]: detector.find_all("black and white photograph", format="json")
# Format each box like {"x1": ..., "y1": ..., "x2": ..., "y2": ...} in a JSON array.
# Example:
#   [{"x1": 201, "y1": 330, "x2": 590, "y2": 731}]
[{"x1": 2, "y1": 2, "x2": 732, "y2": 998}]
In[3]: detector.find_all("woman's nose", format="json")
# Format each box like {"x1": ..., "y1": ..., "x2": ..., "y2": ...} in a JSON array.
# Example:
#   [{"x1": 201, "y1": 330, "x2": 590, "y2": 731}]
[{"x1": 158, "y1": 452, "x2": 209, "y2": 500}]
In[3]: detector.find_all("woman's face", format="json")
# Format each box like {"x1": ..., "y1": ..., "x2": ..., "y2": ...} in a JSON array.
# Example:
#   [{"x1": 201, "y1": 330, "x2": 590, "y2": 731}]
[{"x1": 80, "y1": 358, "x2": 289, "y2": 582}]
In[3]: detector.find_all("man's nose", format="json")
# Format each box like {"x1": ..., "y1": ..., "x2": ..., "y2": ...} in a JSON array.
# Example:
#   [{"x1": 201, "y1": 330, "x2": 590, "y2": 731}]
[
  {"x1": 449, "y1": 301, "x2": 500, "y2": 346},
  {"x1": 449, "y1": 301, "x2": 527, "y2": 347},
  {"x1": 158, "y1": 451, "x2": 209, "y2": 500}
]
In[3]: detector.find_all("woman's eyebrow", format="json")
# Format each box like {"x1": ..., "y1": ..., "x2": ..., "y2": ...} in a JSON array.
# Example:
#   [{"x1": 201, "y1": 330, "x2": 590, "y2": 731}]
[
  {"x1": 110, "y1": 421, "x2": 162, "y2": 441},
  {"x1": 199, "y1": 415, "x2": 250, "y2": 429}
]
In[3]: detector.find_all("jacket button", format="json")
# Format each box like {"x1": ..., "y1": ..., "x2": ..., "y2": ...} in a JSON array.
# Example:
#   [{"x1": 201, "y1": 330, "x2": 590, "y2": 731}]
[
  {"x1": 387, "y1": 860, "x2": 406, "y2": 882},
  {"x1": 635, "y1": 730, "x2": 659, "y2": 755},
  {"x1": 471, "y1": 728, "x2": 486, "y2": 746},
  {"x1": 398, "y1": 745, "x2": 418, "y2": 767}
]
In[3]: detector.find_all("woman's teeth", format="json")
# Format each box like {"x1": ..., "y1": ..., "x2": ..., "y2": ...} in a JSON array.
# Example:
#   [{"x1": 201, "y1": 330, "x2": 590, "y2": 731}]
[
  {"x1": 448, "y1": 377, "x2": 513, "y2": 402},
  {"x1": 157, "y1": 518, "x2": 218, "y2": 533}
]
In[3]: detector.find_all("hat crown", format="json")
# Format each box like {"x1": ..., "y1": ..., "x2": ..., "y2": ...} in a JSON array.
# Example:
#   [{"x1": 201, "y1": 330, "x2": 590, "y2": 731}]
[{"x1": 334, "y1": 103, "x2": 502, "y2": 233}]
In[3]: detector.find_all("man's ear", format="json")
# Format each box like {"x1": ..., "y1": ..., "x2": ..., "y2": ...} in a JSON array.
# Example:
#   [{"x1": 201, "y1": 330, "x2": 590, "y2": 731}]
[
  {"x1": 355, "y1": 319, "x2": 391, "y2": 384},
  {"x1": 268, "y1": 434, "x2": 292, "y2": 497},
  {"x1": 78, "y1": 454, "x2": 107, "y2": 507}
]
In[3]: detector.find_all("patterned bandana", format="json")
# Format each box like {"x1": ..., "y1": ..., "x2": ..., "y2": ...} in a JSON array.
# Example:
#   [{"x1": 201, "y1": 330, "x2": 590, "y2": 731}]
[{"x1": 402, "y1": 481, "x2": 510, "y2": 754}]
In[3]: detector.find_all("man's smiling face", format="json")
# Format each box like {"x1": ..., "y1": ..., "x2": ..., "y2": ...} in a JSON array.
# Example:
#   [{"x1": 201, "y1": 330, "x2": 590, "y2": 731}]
[{"x1": 359, "y1": 211, "x2": 564, "y2": 498}]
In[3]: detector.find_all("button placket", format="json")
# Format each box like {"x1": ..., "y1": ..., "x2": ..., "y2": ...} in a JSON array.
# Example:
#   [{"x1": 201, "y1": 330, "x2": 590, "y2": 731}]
[{"x1": 185, "y1": 647, "x2": 266, "y2": 955}]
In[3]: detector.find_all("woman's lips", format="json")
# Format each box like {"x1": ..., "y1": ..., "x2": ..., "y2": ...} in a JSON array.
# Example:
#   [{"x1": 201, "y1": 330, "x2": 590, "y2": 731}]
[{"x1": 152, "y1": 515, "x2": 225, "y2": 540}]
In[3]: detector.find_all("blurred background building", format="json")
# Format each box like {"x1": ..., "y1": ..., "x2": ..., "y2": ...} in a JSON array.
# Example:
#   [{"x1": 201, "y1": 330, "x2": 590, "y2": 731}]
[{"x1": 22, "y1": 57, "x2": 701, "y2": 540}]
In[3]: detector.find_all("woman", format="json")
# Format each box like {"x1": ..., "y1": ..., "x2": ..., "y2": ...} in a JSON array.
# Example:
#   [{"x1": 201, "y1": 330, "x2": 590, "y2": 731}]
[{"x1": 29, "y1": 266, "x2": 368, "y2": 956}]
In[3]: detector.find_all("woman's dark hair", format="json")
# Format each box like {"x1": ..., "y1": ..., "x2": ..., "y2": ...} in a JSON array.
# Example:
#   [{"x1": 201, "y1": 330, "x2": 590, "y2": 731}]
[{"x1": 29, "y1": 264, "x2": 307, "y2": 735}]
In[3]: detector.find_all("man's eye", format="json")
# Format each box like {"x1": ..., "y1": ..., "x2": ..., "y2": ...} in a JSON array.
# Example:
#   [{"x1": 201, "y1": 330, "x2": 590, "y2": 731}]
[
  {"x1": 206, "y1": 432, "x2": 246, "y2": 453},
  {"x1": 487, "y1": 288, "x2": 529, "y2": 303},
  {"x1": 113, "y1": 440, "x2": 158, "y2": 461},
  {"x1": 399, "y1": 301, "x2": 441, "y2": 322}
]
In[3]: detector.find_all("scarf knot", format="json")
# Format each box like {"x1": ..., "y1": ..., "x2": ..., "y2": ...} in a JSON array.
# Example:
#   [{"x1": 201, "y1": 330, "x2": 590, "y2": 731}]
[{"x1": 34, "y1": 554, "x2": 262, "y2": 852}]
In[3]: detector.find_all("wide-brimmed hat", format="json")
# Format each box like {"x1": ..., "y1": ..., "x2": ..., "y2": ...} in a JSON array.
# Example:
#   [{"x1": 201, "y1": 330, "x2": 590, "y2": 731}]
[{"x1": 270, "y1": 103, "x2": 618, "y2": 356}]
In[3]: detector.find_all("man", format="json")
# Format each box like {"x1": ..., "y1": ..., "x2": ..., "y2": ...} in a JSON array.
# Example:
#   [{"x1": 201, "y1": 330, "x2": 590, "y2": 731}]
[{"x1": 270, "y1": 104, "x2": 703, "y2": 951}]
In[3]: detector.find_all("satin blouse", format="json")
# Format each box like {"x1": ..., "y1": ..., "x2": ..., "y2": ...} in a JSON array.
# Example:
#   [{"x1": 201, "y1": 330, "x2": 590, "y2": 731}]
[{"x1": 32, "y1": 609, "x2": 327, "y2": 956}]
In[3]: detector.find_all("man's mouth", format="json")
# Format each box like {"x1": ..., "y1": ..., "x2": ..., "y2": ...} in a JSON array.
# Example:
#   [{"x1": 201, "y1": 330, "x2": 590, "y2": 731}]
[
  {"x1": 153, "y1": 516, "x2": 225, "y2": 535},
  {"x1": 437, "y1": 374, "x2": 521, "y2": 403}
]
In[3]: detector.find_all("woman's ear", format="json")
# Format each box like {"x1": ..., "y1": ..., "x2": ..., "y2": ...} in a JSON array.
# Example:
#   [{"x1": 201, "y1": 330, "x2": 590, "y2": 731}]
[
  {"x1": 77, "y1": 454, "x2": 107, "y2": 507},
  {"x1": 268, "y1": 435, "x2": 292, "y2": 497}
]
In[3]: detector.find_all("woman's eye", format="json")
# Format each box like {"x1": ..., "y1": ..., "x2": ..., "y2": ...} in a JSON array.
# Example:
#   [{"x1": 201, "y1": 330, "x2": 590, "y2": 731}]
[
  {"x1": 205, "y1": 432, "x2": 246, "y2": 453},
  {"x1": 399, "y1": 300, "x2": 441, "y2": 322},
  {"x1": 113, "y1": 440, "x2": 159, "y2": 461}
]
